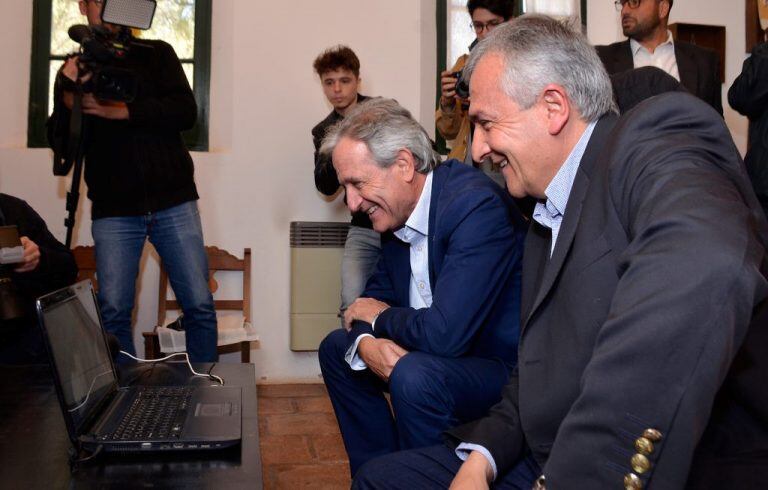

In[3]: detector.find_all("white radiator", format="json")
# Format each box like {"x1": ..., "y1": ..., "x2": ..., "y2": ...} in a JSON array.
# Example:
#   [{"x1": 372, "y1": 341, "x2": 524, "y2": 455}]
[{"x1": 289, "y1": 221, "x2": 349, "y2": 351}]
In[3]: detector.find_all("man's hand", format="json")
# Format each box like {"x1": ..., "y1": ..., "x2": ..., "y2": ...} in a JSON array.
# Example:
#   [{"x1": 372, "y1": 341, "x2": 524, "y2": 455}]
[
  {"x1": 343, "y1": 297, "x2": 389, "y2": 331},
  {"x1": 449, "y1": 451, "x2": 493, "y2": 490},
  {"x1": 80, "y1": 94, "x2": 129, "y2": 120},
  {"x1": 440, "y1": 69, "x2": 459, "y2": 109},
  {"x1": 14, "y1": 237, "x2": 41, "y2": 273},
  {"x1": 357, "y1": 337, "x2": 407, "y2": 382}
]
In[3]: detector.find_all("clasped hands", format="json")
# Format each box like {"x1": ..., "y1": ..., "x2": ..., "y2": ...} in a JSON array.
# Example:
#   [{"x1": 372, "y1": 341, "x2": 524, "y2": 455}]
[{"x1": 344, "y1": 297, "x2": 407, "y2": 382}]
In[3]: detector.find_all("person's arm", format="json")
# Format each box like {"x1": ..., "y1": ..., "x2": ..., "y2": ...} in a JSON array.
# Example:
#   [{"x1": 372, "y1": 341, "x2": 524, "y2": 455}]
[
  {"x1": 541, "y1": 102, "x2": 765, "y2": 486},
  {"x1": 373, "y1": 189, "x2": 523, "y2": 357},
  {"x1": 312, "y1": 125, "x2": 341, "y2": 195},
  {"x1": 728, "y1": 42, "x2": 768, "y2": 119},
  {"x1": 125, "y1": 41, "x2": 197, "y2": 131},
  {"x1": 9, "y1": 199, "x2": 77, "y2": 298},
  {"x1": 436, "y1": 56, "x2": 468, "y2": 140}
]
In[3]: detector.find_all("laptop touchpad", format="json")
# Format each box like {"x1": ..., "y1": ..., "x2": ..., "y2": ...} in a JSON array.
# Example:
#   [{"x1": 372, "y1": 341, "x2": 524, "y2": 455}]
[{"x1": 195, "y1": 402, "x2": 232, "y2": 417}]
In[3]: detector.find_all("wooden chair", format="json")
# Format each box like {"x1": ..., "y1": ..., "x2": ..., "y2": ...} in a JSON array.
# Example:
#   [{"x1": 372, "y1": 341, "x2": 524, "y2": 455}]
[
  {"x1": 142, "y1": 246, "x2": 257, "y2": 362},
  {"x1": 72, "y1": 245, "x2": 98, "y2": 290}
]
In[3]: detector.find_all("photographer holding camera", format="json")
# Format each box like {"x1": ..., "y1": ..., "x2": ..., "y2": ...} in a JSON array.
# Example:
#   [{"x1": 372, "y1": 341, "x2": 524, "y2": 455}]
[
  {"x1": 47, "y1": 0, "x2": 217, "y2": 362},
  {"x1": 435, "y1": 0, "x2": 516, "y2": 165},
  {"x1": 0, "y1": 194, "x2": 77, "y2": 364}
]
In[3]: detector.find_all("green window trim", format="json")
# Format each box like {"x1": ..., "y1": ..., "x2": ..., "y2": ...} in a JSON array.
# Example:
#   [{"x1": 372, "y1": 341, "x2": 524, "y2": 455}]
[{"x1": 27, "y1": 0, "x2": 212, "y2": 152}]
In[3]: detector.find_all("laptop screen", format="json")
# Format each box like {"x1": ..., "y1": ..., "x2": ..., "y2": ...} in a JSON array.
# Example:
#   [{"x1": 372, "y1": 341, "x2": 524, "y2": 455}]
[{"x1": 37, "y1": 281, "x2": 117, "y2": 436}]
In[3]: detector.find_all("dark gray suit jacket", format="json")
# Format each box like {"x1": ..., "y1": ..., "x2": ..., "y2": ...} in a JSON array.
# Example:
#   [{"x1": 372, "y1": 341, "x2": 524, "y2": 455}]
[
  {"x1": 447, "y1": 93, "x2": 768, "y2": 489},
  {"x1": 596, "y1": 39, "x2": 723, "y2": 115}
]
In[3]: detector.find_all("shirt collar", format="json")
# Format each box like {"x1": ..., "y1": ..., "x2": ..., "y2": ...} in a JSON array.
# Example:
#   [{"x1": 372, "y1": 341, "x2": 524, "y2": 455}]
[
  {"x1": 630, "y1": 30, "x2": 675, "y2": 56},
  {"x1": 394, "y1": 171, "x2": 433, "y2": 241},
  {"x1": 534, "y1": 121, "x2": 597, "y2": 223}
]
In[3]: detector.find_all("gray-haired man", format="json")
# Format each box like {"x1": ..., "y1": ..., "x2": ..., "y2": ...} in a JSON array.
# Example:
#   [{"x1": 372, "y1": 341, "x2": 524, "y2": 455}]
[
  {"x1": 318, "y1": 98, "x2": 526, "y2": 475},
  {"x1": 353, "y1": 15, "x2": 768, "y2": 490}
]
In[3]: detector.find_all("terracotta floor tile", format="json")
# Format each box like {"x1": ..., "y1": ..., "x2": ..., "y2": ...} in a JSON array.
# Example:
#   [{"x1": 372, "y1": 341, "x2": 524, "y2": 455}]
[
  {"x1": 259, "y1": 434, "x2": 312, "y2": 465},
  {"x1": 271, "y1": 463, "x2": 351, "y2": 489},
  {"x1": 294, "y1": 396, "x2": 334, "y2": 414},
  {"x1": 259, "y1": 396, "x2": 296, "y2": 415},
  {"x1": 265, "y1": 412, "x2": 340, "y2": 436},
  {"x1": 310, "y1": 433, "x2": 349, "y2": 462},
  {"x1": 259, "y1": 383, "x2": 328, "y2": 398}
]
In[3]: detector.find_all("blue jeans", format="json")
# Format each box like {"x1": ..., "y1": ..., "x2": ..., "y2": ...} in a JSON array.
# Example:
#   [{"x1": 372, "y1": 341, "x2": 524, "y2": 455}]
[
  {"x1": 92, "y1": 201, "x2": 218, "y2": 362},
  {"x1": 341, "y1": 226, "x2": 381, "y2": 316}
]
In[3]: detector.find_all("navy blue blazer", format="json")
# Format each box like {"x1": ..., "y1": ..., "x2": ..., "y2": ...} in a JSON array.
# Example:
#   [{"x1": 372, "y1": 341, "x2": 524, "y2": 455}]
[{"x1": 348, "y1": 159, "x2": 526, "y2": 368}]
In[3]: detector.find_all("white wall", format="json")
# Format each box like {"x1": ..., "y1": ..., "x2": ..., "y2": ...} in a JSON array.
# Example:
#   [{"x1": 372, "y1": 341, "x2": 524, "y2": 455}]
[
  {"x1": 0, "y1": 0, "x2": 436, "y2": 382},
  {"x1": 587, "y1": 0, "x2": 749, "y2": 153}
]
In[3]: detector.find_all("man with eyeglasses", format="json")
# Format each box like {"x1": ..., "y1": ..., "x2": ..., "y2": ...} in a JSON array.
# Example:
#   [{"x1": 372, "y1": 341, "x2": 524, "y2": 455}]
[
  {"x1": 597, "y1": 0, "x2": 722, "y2": 115},
  {"x1": 436, "y1": 0, "x2": 516, "y2": 169}
]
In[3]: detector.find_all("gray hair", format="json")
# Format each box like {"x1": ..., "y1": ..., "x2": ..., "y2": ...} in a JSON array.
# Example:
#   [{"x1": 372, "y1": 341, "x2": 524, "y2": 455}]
[
  {"x1": 320, "y1": 98, "x2": 440, "y2": 174},
  {"x1": 465, "y1": 14, "x2": 617, "y2": 122}
]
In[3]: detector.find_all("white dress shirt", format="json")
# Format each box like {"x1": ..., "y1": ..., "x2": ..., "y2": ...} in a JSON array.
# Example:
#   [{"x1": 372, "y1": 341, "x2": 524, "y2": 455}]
[
  {"x1": 345, "y1": 172, "x2": 434, "y2": 370},
  {"x1": 630, "y1": 30, "x2": 680, "y2": 81}
]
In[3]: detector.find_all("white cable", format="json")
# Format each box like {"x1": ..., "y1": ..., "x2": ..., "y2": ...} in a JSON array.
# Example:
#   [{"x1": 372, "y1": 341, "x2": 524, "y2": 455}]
[
  {"x1": 68, "y1": 369, "x2": 115, "y2": 412},
  {"x1": 118, "y1": 351, "x2": 224, "y2": 385}
]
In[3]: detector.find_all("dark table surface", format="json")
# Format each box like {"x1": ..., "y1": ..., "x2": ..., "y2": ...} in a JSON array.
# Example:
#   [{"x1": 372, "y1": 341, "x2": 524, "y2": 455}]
[{"x1": 0, "y1": 361, "x2": 262, "y2": 489}]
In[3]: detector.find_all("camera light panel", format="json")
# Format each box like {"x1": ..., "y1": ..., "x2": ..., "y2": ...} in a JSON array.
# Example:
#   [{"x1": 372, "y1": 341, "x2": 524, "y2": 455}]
[{"x1": 101, "y1": 0, "x2": 157, "y2": 30}]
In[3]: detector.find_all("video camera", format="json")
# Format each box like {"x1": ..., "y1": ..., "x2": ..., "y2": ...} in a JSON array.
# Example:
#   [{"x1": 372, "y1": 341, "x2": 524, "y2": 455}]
[{"x1": 63, "y1": 0, "x2": 157, "y2": 102}]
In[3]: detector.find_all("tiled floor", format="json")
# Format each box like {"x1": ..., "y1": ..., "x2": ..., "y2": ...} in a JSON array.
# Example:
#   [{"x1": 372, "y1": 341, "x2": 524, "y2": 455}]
[{"x1": 258, "y1": 383, "x2": 351, "y2": 489}]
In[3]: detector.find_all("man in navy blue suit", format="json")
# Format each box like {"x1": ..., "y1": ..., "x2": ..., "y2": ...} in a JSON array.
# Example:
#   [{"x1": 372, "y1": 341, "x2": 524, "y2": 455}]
[{"x1": 317, "y1": 98, "x2": 526, "y2": 475}]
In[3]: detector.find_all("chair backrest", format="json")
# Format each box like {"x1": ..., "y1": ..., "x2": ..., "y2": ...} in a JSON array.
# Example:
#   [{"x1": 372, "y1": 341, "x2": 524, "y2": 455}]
[
  {"x1": 72, "y1": 245, "x2": 98, "y2": 290},
  {"x1": 157, "y1": 246, "x2": 251, "y2": 325}
]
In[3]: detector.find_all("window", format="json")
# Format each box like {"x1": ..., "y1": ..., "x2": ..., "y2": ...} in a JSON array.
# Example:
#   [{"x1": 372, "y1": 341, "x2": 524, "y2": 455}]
[{"x1": 27, "y1": 0, "x2": 212, "y2": 151}]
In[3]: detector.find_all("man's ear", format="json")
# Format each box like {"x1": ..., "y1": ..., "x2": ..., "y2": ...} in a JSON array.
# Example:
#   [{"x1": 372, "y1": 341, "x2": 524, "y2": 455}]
[
  {"x1": 659, "y1": 0, "x2": 670, "y2": 20},
  {"x1": 393, "y1": 149, "x2": 417, "y2": 183},
  {"x1": 540, "y1": 84, "x2": 570, "y2": 136},
  {"x1": 79, "y1": 0, "x2": 88, "y2": 15}
]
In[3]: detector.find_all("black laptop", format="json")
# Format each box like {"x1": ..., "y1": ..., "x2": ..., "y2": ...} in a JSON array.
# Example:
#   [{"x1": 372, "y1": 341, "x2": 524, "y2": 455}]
[{"x1": 36, "y1": 280, "x2": 242, "y2": 453}]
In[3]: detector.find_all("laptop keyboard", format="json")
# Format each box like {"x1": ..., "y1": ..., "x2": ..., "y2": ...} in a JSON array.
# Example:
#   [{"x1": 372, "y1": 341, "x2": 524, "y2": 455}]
[{"x1": 106, "y1": 387, "x2": 193, "y2": 441}]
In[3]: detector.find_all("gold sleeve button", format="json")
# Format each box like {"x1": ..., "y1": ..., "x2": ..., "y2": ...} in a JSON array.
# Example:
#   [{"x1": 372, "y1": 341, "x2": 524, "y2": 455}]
[
  {"x1": 631, "y1": 453, "x2": 652, "y2": 474},
  {"x1": 624, "y1": 473, "x2": 643, "y2": 489},
  {"x1": 634, "y1": 437, "x2": 654, "y2": 455},
  {"x1": 643, "y1": 428, "x2": 662, "y2": 441}
]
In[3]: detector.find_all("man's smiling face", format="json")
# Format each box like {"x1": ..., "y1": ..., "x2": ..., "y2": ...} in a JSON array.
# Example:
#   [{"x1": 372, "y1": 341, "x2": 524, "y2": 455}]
[{"x1": 332, "y1": 136, "x2": 417, "y2": 233}]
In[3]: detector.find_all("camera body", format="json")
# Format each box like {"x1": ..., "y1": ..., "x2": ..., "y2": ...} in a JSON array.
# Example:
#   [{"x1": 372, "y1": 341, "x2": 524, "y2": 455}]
[
  {"x1": 65, "y1": 24, "x2": 138, "y2": 102},
  {"x1": 452, "y1": 71, "x2": 470, "y2": 100}
]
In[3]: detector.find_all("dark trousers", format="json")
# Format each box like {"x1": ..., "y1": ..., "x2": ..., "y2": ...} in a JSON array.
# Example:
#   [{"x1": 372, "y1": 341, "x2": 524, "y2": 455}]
[
  {"x1": 319, "y1": 329, "x2": 510, "y2": 475},
  {"x1": 352, "y1": 444, "x2": 540, "y2": 489}
]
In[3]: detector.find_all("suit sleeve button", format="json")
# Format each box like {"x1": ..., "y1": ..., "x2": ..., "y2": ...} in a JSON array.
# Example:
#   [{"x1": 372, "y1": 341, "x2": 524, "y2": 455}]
[
  {"x1": 631, "y1": 453, "x2": 652, "y2": 474},
  {"x1": 624, "y1": 473, "x2": 643, "y2": 489},
  {"x1": 634, "y1": 437, "x2": 654, "y2": 455},
  {"x1": 643, "y1": 428, "x2": 662, "y2": 441}
]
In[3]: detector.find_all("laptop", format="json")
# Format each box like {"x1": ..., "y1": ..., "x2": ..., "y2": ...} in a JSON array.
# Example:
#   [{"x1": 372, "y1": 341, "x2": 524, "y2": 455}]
[{"x1": 36, "y1": 280, "x2": 242, "y2": 454}]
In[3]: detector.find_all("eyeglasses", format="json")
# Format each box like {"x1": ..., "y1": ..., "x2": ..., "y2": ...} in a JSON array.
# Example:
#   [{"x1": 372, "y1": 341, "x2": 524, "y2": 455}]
[
  {"x1": 614, "y1": 0, "x2": 642, "y2": 11},
  {"x1": 471, "y1": 19, "x2": 504, "y2": 34}
]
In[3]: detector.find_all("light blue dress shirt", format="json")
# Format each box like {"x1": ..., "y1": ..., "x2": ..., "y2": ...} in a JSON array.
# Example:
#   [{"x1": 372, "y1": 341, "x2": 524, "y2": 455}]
[
  {"x1": 455, "y1": 121, "x2": 597, "y2": 479},
  {"x1": 345, "y1": 172, "x2": 434, "y2": 370}
]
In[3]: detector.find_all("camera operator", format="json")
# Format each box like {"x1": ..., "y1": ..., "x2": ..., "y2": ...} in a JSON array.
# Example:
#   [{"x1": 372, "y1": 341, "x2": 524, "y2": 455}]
[
  {"x1": 0, "y1": 194, "x2": 77, "y2": 364},
  {"x1": 435, "y1": 0, "x2": 516, "y2": 167},
  {"x1": 47, "y1": 0, "x2": 217, "y2": 362}
]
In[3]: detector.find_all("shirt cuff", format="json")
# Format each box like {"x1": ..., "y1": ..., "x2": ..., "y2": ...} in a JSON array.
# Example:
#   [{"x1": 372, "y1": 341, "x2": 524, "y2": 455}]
[
  {"x1": 344, "y1": 333, "x2": 375, "y2": 371},
  {"x1": 455, "y1": 443, "x2": 498, "y2": 481}
]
